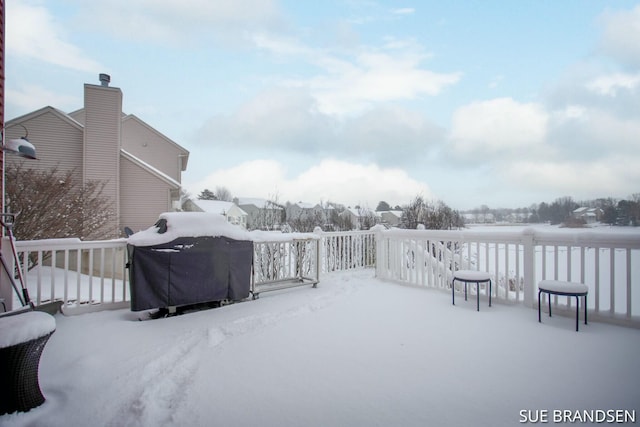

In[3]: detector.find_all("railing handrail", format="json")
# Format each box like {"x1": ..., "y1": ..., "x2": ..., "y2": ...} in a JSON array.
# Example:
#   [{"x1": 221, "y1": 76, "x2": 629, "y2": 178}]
[
  {"x1": 14, "y1": 238, "x2": 128, "y2": 251},
  {"x1": 381, "y1": 227, "x2": 640, "y2": 248}
]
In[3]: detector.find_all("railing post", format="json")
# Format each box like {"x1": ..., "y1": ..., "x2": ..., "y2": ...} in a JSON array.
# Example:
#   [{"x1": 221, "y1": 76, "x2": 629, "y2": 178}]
[
  {"x1": 0, "y1": 236, "x2": 15, "y2": 311},
  {"x1": 522, "y1": 228, "x2": 536, "y2": 308},
  {"x1": 375, "y1": 229, "x2": 384, "y2": 279}
]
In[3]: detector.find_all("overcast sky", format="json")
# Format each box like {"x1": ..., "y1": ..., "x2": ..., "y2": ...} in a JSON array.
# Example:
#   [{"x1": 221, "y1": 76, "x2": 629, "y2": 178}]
[{"x1": 5, "y1": 1, "x2": 640, "y2": 210}]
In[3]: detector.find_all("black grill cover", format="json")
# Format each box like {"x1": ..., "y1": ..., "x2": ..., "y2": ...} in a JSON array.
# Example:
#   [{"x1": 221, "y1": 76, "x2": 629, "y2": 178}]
[{"x1": 128, "y1": 236, "x2": 253, "y2": 311}]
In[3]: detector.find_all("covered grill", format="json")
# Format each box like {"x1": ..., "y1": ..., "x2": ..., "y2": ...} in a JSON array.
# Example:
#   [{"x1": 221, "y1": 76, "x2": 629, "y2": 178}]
[{"x1": 127, "y1": 213, "x2": 253, "y2": 312}]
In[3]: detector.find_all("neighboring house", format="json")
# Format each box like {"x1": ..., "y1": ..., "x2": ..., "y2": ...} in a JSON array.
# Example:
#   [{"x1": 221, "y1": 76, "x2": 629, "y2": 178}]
[
  {"x1": 572, "y1": 207, "x2": 603, "y2": 224},
  {"x1": 377, "y1": 210, "x2": 403, "y2": 227},
  {"x1": 286, "y1": 202, "x2": 325, "y2": 222},
  {"x1": 4, "y1": 74, "x2": 189, "y2": 237},
  {"x1": 191, "y1": 200, "x2": 248, "y2": 229},
  {"x1": 234, "y1": 197, "x2": 285, "y2": 230},
  {"x1": 340, "y1": 207, "x2": 378, "y2": 230}
]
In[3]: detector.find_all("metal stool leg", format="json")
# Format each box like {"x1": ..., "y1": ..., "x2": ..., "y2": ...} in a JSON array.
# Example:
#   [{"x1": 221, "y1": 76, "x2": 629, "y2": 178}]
[
  {"x1": 452, "y1": 279, "x2": 455, "y2": 305},
  {"x1": 575, "y1": 295, "x2": 579, "y2": 332},
  {"x1": 584, "y1": 295, "x2": 588, "y2": 325},
  {"x1": 538, "y1": 290, "x2": 541, "y2": 322}
]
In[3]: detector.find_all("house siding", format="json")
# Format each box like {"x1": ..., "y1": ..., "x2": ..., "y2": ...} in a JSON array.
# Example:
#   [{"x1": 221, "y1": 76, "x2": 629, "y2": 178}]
[
  {"x1": 83, "y1": 84, "x2": 123, "y2": 237},
  {"x1": 5, "y1": 109, "x2": 83, "y2": 176},
  {"x1": 120, "y1": 155, "x2": 173, "y2": 234},
  {"x1": 121, "y1": 116, "x2": 186, "y2": 183},
  {"x1": 68, "y1": 109, "x2": 86, "y2": 125}
]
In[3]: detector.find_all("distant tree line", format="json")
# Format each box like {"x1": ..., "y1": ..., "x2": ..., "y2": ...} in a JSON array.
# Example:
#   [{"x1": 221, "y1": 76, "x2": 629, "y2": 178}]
[
  {"x1": 467, "y1": 194, "x2": 640, "y2": 226},
  {"x1": 198, "y1": 185, "x2": 639, "y2": 230}
]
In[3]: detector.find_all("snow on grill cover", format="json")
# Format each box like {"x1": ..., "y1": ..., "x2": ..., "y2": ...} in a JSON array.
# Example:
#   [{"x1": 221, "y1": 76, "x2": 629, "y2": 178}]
[{"x1": 126, "y1": 212, "x2": 255, "y2": 312}]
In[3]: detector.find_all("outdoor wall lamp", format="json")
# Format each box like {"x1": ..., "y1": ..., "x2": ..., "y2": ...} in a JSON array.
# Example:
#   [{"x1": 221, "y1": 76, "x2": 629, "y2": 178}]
[{"x1": 2, "y1": 124, "x2": 37, "y2": 159}]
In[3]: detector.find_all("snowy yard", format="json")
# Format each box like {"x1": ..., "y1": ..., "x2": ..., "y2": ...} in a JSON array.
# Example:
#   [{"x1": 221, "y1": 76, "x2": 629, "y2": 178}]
[{"x1": 2, "y1": 268, "x2": 640, "y2": 427}]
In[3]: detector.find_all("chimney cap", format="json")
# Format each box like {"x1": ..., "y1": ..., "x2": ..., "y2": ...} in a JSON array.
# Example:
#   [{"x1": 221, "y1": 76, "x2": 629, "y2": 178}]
[{"x1": 99, "y1": 73, "x2": 111, "y2": 87}]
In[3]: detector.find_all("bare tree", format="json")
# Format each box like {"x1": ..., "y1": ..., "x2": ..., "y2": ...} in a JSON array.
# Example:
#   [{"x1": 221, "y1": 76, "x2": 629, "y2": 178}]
[
  {"x1": 288, "y1": 209, "x2": 325, "y2": 232},
  {"x1": 250, "y1": 194, "x2": 286, "y2": 231},
  {"x1": 401, "y1": 195, "x2": 428, "y2": 229},
  {"x1": 214, "y1": 186, "x2": 232, "y2": 201},
  {"x1": 401, "y1": 195, "x2": 464, "y2": 230},
  {"x1": 5, "y1": 164, "x2": 114, "y2": 240},
  {"x1": 357, "y1": 206, "x2": 378, "y2": 230}
]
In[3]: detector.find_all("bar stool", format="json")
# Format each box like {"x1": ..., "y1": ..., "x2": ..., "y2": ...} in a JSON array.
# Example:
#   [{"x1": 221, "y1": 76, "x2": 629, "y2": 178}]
[
  {"x1": 452, "y1": 270, "x2": 492, "y2": 311},
  {"x1": 538, "y1": 280, "x2": 588, "y2": 331}
]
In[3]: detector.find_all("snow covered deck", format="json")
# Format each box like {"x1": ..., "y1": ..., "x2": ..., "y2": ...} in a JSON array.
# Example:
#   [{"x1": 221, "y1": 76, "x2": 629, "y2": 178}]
[{"x1": 2, "y1": 269, "x2": 639, "y2": 427}]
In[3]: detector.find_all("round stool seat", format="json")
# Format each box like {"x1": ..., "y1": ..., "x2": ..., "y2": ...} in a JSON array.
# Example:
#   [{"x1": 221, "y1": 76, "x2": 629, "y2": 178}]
[
  {"x1": 538, "y1": 280, "x2": 588, "y2": 295},
  {"x1": 453, "y1": 270, "x2": 491, "y2": 282}
]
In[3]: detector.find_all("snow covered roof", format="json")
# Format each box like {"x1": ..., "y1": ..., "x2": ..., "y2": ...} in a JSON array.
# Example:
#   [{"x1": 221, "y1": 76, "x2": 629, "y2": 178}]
[
  {"x1": 377, "y1": 210, "x2": 403, "y2": 218},
  {"x1": 294, "y1": 202, "x2": 317, "y2": 209},
  {"x1": 236, "y1": 197, "x2": 282, "y2": 209},
  {"x1": 195, "y1": 200, "x2": 247, "y2": 216},
  {"x1": 343, "y1": 207, "x2": 375, "y2": 217}
]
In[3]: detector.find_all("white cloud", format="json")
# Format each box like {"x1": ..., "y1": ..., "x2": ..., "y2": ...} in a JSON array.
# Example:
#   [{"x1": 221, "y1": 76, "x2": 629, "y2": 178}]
[
  {"x1": 70, "y1": 0, "x2": 283, "y2": 46},
  {"x1": 308, "y1": 50, "x2": 461, "y2": 116},
  {"x1": 197, "y1": 88, "x2": 334, "y2": 153},
  {"x1": 598, "y1": 4, "x2": 640, "y2": 68},
  {"x1": 586, "y1": 72, "x2": 640, "y2": 96},
  {"x1": 197, "y1": 88, "x2": 442, "y2": 167},
  {"x1": 6, "y1": 2, "x2": 102, "y2": 72},
  {"x1": 191, "y1": 159, "x2": 432, "y2": 208},
  {"x1": 550, "y1": 106, "x2": 640, "y2": 157},
  {"x1": 391, "y1": 8, "x2": 415, "y2": 15},
  {"x1": 503, "y1": 155, "x2": 640, "y2": 200},
  {"x1": 5, "y1": 85, "x2": 81, "y2": 113},
  {"x1": 252, "y1": 33, "x2": 461, "y2": 117},
  {"x1": 449, "y1": 98, "x2": 548, "y2": 159}
]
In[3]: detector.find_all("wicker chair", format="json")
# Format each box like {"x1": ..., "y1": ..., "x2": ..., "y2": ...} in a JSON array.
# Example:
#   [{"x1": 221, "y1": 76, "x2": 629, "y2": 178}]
[{"x1": 0, "y1": 310, "x2": 56, "y2": 414}]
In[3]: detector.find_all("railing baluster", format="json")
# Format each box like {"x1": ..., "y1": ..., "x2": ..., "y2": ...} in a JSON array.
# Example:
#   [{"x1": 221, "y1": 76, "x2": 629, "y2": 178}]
[
  {"x1": 595, "y1": 247, "x2": 600, "y2": 312},
  {"x1": 610, "y1": 248, "x2": 615, "y2": 314},
  {"x1": 626, "y1": 248, "x2": 632, "y2": 317}
]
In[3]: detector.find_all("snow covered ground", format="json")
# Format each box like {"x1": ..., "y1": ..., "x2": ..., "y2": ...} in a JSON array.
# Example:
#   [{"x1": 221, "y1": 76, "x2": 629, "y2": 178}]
[{"x1": 2, "y1": 268, "x2": 639, "y2": 427}]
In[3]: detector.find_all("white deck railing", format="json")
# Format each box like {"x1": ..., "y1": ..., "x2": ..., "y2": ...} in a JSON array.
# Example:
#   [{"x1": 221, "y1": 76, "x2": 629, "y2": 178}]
[
  {"x1": 2, "y1": 237, "x2": 130, "y2": 315},
  {"x1": 251, "y1": 238, "x2": 320, "y2": 297},
  {"x1": 376, "y1": 228, "x2": 640, "y2": 328},
  {"x1": 2, "y1": 228, "x2": 639, "y2": 327},
  {"x1": 318, "y1": 230, "x2": 376, "y2": 272}
]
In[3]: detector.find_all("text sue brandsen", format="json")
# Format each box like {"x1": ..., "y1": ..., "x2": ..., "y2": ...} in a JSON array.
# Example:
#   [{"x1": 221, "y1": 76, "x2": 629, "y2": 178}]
[{"x1": 520, "y1": 409, "x2": 636, "y2": 424}]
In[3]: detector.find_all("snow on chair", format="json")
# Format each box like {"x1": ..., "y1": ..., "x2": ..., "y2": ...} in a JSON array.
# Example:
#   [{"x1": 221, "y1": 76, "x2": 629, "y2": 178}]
[{"x1": 452, "y1": 270, "x2": 492, "y2": 311}]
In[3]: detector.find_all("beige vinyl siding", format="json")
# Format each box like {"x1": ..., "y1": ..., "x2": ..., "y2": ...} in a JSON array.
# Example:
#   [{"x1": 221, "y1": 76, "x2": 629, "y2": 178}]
[
  {"x1": 121, "y1": 116, "x2": 187, "y2": 183},
  {"x1": 83, "y1": 84, "x2": 122, "y2": 237},
  {"x1": 5, "y1": 108, "x2": 83, "y2": 181},
  {"x1": 120, "y1": 155, "x2": 176, "y2": 235},
  {"x1": 68, "y1": 109, "x2": 86, "y2": 125}
]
